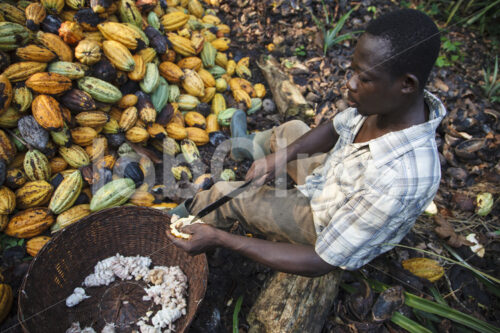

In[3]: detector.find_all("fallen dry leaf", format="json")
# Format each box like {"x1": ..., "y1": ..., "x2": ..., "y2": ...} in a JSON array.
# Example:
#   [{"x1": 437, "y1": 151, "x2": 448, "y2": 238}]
[
  {"x1": 434, "y1": 78, "x2": 449, "y2": 92},
  {"x1": 433, "y1": 216, "x2": 474, "y2": 248}
]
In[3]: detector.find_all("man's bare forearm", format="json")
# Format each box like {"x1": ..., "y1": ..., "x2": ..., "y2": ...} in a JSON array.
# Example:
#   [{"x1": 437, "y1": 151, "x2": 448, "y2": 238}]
[
  {"x1": 216, "y1": 230, "x2": 335, "y2": 277},
  {"x1": 286, "y1": 120, "x2": 338, "y2": 162}
]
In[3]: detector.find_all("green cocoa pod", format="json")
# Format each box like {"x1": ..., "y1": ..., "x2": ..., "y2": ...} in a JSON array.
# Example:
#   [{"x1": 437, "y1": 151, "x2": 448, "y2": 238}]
[{"x1": 90, "y1": 178, "x2": 136, "y2": 212}]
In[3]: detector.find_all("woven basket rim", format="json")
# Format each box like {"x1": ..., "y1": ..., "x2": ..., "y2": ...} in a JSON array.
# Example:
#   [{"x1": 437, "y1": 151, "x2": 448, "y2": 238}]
[{"x1": 18, "y1": 206, "x2": 209, "y2": 333}]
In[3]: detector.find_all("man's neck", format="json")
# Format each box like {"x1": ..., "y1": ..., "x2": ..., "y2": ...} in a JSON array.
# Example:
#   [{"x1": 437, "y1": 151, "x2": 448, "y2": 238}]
[
  {"x1": 355, "y1": 93, "x2": 427, "y2": 143},
  {"x1": 375, "y1": 93, "x2": 427, "y2": 131}
]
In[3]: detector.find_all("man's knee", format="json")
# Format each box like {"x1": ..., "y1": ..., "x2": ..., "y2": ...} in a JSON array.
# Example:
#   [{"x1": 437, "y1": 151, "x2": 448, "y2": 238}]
[
  {"x1": 212, "y1": 181, "x2": 246, "y2": 197},
  {"x1": 271, "y1": 120, "x2": 310, "y2": 151},
  {"x1": 283, "y1": 119, "x2": 309, "y2": 132}
]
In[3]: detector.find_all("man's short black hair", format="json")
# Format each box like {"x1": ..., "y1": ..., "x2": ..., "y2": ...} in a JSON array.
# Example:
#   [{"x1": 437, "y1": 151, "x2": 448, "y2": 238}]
[{"x1": 365, "y1": 9, "x2": 440, "y2": 89}]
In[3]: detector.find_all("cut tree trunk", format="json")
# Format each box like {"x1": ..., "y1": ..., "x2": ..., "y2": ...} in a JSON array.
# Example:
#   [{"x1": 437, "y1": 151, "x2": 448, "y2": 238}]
[
  {"x1": 247, "y1": 269, "x2": 342, "y2": 333},
  {"x1": 257, "y1": 55, "x2": 314, "y2": 120}
]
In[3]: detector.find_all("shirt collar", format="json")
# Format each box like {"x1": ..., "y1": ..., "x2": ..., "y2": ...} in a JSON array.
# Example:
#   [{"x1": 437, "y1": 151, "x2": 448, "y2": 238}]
[{"x1": 362, "y1": 90, "x2": 446, "y2": 168}]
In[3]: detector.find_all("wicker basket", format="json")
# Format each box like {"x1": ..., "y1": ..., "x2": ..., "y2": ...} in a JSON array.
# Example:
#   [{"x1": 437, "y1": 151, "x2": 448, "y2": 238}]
[{"x1": 18, "y1": 206, "x2": 208, "y2": 332}]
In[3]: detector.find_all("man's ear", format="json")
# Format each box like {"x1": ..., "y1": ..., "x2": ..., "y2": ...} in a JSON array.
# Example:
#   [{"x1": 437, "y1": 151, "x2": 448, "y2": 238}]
[{"x1": 401, "y1": 73, "x2": 419, "y2": 94}]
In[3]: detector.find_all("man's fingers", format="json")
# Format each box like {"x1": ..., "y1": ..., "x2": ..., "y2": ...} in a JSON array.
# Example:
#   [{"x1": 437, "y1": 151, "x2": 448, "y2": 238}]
[
  {"x1": 180, "y1": 224, "x2": 196, "y2": 234},
  {"x1": 166, "y1": 230, "x2": 186, "y2": 245},
  {"x1": 252, "y1": 174, "x2": 267, "y2": 187}
]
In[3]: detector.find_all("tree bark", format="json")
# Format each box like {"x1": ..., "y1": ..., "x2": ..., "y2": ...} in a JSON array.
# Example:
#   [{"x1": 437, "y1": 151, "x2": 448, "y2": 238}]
[
  {"x1": 247, "y1": 269, "x2": 342, "y2": 333},
  {"x1": 256, "y1": 55, "x2": 314, "y2": 120}
]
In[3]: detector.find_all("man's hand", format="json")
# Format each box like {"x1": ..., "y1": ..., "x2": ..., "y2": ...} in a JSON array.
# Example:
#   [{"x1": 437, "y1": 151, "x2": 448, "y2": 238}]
[
  {"x1": 245, "y1": 149, "x2": 288, "y2": 186},
  {"x1": 167, "y1": 222, "x2": 335, "y2": 277},
  {"x1": 166, "y1": 223, "x2": 222, "y2": 255}
]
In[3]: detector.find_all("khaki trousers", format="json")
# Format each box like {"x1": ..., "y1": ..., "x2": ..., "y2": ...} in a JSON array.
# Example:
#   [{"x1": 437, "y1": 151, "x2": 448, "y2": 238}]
[{"x1": 188, "y1": 120, "x2": 327, "y2": 245}]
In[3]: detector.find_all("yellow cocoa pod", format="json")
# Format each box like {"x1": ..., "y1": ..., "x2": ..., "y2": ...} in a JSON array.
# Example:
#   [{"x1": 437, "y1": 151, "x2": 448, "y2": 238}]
[
  {"x1": 202, "y1": 14, "x2": 221, "y2": 25},
  {"x1": 166, "y1": 122, "x2": 187, "y2": 140},
  {"x1": 36, "y1": 31, "x2": 73, "y2": 62},
  {"x1": 188, "y1": 0, "x2": 204, "y2": 18},
  {"x1": 197, "y1": 68, "x2": 215, "y2": 87},
  {"x1": 16, "y1": 45, "x2": 56, "y2": 62},
  {"x1": 119, "y1": 106, "x2": 138, "y2": 131},
  {"x1": 0, "y1": 186, "x2": 15, "y2": 215},
  {"x1": 166, "y1": 33, "x2": 196, "y2": 56},
  {"x1": 48, "y1": 169, "x2": 82, "y2": 214},
  {"x1": 0, "y1": 283, "x2": 13, "y2": 323},
  {"x1": 229, "y1": 77, "x2": 256, "y2": 97},
  {"x1": 26, "y1": 72, "x2": 72, "y2": 95},
  {"x1": 15, "y1": 180, "x2": 53, "y2": 209},
  {"x1": 161, "y1": 11, "x2": 189, "y2": 31},
  {"x1": 85, "y1": 136, "x2": 107, "y2": 161},
  {"x1": 59, "y1": 145, "x2": 90, "y2": 168},
  {"x1": 97, "y1": 22, "x2": 144, "y2": 50},
  {"x1": 254, "y1": 83, "x2": 266, "y2": 98},
  {"x1": 31, "y1": 94, "x2": 64, "y2": 131},
  {"x1": 137, "y1": 47, "x2": 157, "y2": 63},
  {"x1": 41, "y1": 0, "x2": 64, "y2": 14},
  {"x1": 51, "y1": 204, "x2": 90, "y2": 233},
  {"x1": 25, "y1": 3, "x2": 46, "y2": 30},
  {"x1": 103, "y1": 40, "x2": 135, "y2": 72},
  {"x1": 182, "y1": 69, "x2": 204, "y2": 97},
  {"x1": 206, "y1": 113, "x2": 219, "y2": 133},
  {"x1": 215, "y1": 78, "x2": 227, "y2": 92},
  {"x1": 211, "y1": 93, "x2": 226, "y2": 115},
  {"x1": 71, "y1": 127, "x2": 98, "y2": 146},
  {"x1": 214, "y1": 52, "x2": 228, "y2": 68},
  {"x1": 211, "y1": 37, "x2": 230, "y2": 51},
  {"x1": 233, "y1": 89, "x2": 251, "y2": 108},
  {"x1": 2, "y1": 62, "x2": 47, "y2": 82},
  {"x1": 82, "y1": 31, "x2": 104, "y2": 46},
  {"x1": 58, "y1": 21, "x2": 84, "y2": 45},
  {"x1": 216, "y1": 24, "x2": 230, "y2": 35},
  {"x1": 402, "y1": 258, "x2": 444, "y2": 283},
  {"x1": 184, "y1": 111, "x2": 206, "y2": 128},
  {"x1": 0, "y1": 75, "x2": 12, "y2": 115},
  {"x1": 147, "y1": 123, "x2": 167, "y2": 139},
  {"x1": 159, "y1": 61, "x2": 184, "y2": 83},
  {"x1": 5, "y1": 207, "x2": 54, "y2": 238},
  {"x1": 75, "y1": 111, "x2": 109, "y2": 128},
  {"x1": 117, "y1": 94, "x2": 138, "y2": 108},
  {"x1": 129, "y1": 190, "x2": 155, "y2": 207},
  {"x1": 190, "y1": 31, "x2": 205, "y2": 53},
  {"x1": 186, "y1": 126, "x2": 209, "y2": 145},
  {"x1": 26, "y1": 235, "x2": 51, "y2": 257},
  {"x1": 178, "y1": 56, "x2": 202, "y2": 71},
  {"x1": 226, "y1": 59, "x2": 236, "y2": 76},
  {"x1": 151, "y1": 202, "x2": 178, "y2": 210},
  {"x1": 200, "y1": 87, "x2": 216, "y2": 104},
  {"x1": 170, "y1": 108, "x2": 185, "y2": 126},
  {"x1": 128, "y1": 55, "x2": 146, "y2": 81},
  {"x1": 50, "y1": 157, "x2": 68, "y2": 174},
  {"x1": 125, "y1": 126, "x2": 149, "y2": 143},
  {"x1": 75, "y1": 39, "x2": 101, "y2": 65},
  {"x1": 0, "y1": 214, "x2": 9, "y2": 232}
]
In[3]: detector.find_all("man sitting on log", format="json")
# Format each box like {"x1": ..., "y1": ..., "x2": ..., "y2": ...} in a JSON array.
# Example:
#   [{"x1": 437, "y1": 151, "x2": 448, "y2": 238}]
[{"x1": 167, "y1": 9, "x2": 446, "y2": 277}]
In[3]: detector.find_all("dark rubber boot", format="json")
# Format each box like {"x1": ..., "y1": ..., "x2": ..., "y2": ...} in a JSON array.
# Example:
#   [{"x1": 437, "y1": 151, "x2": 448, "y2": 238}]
[
  {"x1": 230, "y1": 110, "x2": 272, "y2": 161},
  {"x1": 166, "y1": 200, "x2": 191, "y2": 218}
]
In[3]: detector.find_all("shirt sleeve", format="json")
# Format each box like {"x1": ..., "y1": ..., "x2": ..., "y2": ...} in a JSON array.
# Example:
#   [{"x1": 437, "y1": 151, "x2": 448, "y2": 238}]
[{"x1": 315, "y1": 188, "x2": 405, "y2": 270}]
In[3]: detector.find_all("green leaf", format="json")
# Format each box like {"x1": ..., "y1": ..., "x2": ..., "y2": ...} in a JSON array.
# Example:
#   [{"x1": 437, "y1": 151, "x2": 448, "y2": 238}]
[
  {"x1": 283, "y1": 60, "x2": 294, "y2": 69},
  {"x1": 446, "y1": 0, "x2": 464, "y2": 26},
  {"x1": 367, "y1": 278, "x2": 500, "y2": 333},
  {"x1": 0, "y1": 234, "x2": 20, "y2": 250},
  {"x1": 429, "y1": 286, "x2": 447, "y2": 306},
  {"x1": 392, "y1": 312, "x2": 432, "y2": 333},
  {"x1": 232, "y1": 295, "x2": 244, "y2": 333},
  {"x1": 466, "y1": 0, "x2": 500, "y2": 26}
]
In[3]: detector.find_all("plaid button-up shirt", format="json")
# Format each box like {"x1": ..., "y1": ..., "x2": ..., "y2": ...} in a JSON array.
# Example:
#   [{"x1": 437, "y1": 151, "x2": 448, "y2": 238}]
[{"x1": 297, "y1": 91, "x2": 446, "y2": 270}]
